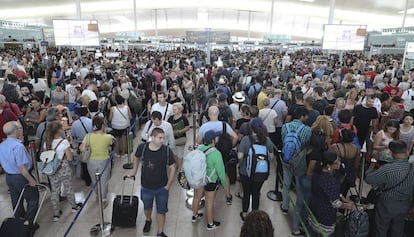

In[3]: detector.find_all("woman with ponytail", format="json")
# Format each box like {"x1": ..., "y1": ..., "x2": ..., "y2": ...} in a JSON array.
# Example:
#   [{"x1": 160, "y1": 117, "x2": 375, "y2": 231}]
[
  {"x1": 80, "y1": 116, "x2": 113, "y2": 208},
  {"x1": 237, "y1": 118, "x2": 274, "y2": 221}
]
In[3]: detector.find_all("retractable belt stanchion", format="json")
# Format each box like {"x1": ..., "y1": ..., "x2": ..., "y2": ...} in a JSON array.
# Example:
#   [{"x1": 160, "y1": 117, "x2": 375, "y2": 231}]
[
  {"x1": 90, "y1": 173, "x2": 113, "y2": 237},
  {"x1": 123, "y1": 126, "x2": 133, "y2": 169},
  {"x1": 267, "y1": 148, "x2": 283, "y2": 201}
]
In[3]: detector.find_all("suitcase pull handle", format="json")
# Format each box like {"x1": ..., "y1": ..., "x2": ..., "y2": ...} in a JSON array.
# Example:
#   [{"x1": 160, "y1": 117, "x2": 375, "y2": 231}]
[
  {"x1": 123, "y1": 175, "x2": 135, "y2": 180},
  {"x1": 121, "y1": 175, "x2": 136, "y2": 205}
]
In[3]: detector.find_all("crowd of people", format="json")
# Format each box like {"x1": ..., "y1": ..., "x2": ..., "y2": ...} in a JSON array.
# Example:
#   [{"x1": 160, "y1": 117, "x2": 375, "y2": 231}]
[{"x1": 0, "y1": 46, "x2": 413, "y2": 237}]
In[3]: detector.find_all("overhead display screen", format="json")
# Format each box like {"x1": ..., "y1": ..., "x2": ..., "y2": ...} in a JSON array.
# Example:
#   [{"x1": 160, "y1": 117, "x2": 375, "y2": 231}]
[
  {"x1": 322, "y1": 24, "x2": 366, "y2": 51},
  {"x1": 53, "y1": 19, "x2": 100, "y2": 46}
]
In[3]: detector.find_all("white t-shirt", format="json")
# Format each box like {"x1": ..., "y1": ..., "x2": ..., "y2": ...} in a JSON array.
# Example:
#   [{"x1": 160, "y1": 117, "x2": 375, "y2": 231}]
[
  {"x1": 66, "y1": 83, "x2": 79, "y2": 103},
  {"x1": 43, "y1": 139, "x2": 70, "y2": 160},
  {"x1": 229, "y1": 103, "x2": 242, "y2": 122},
  {"x1": 81, "y1": 89, "x2": 97, "y2": 101},
  {"x1": 151, "y1": 103, "x2": 173, "y2": 121},
  {"x1": 258, "y1": 108, "x2": 277, "y2": 133}
]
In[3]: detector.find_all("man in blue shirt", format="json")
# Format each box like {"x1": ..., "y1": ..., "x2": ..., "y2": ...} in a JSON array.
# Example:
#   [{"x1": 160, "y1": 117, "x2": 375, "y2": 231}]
[
  {"x1": 71, "y1": 107, "x2": 93, "y2": 186},
  {"x1": 0, "y1": 121, "x2": 39, "y2": 224}
]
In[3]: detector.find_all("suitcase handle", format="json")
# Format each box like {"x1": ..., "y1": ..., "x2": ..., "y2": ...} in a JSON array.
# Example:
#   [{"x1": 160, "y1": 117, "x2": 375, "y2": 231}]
[
  {"x1": 121, "y1": 176, "x2": 136, "y2": 205},
  {"x1": 12, "y1": 184, "x2": 49, "y2": 223},
  {"x1": 123, "y1": 175, "x2": 135, "y2": 180}
]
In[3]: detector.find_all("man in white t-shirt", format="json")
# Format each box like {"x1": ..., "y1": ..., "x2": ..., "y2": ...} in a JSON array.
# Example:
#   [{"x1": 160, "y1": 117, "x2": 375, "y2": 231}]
[
  {"x1": 81, "y1": 82, "x2": 97, "y2": 105},
  {"x1": 66, "y1": 77, "x2": 80, "y2": 115},
  {"x1": 258, "y1": 98, "x2": 278, "y2": 146},
  {"x1": 151, "y1": 91, "x2": 173, "y2": 121},
  {"x1": 402, "y1": 82, "x2": 414, "y2": 112}
]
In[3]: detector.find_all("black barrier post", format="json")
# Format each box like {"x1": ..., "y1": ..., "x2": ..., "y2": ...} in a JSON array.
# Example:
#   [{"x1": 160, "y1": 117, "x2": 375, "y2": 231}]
[{"x1": 267, "y1": 149, "x2": 283, "y2": 201}]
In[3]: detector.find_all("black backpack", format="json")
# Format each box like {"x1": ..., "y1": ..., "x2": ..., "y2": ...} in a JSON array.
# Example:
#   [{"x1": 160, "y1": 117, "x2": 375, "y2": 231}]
[
  {"x1": 2, "y1": 83, "x2": 19, "y2": 104},
  {"x1": 216, "y1": 122, "x2": 233, "y2": 162}
]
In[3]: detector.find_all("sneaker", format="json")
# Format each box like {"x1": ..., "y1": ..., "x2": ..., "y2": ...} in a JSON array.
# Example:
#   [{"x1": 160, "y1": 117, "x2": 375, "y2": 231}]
[
  {"x1": 53, "y1": 211, "x2": 62, "y2": 222},
  {"x1": 192, "y1": 213, "x2": 204, "y2": 223},
  {"x1": 206, "y1": 221, "x2": 220, "y2": 230},
  {"x1": 143, "y1": 220, "x2": 152, "y2": 233},
  {"x1": 280, "y1": 204, "x2": 288, "y2": 215},
  {"x1": 157, "y1": 232, "x2": 168, "y2": 237},
  {"x1": 71, "y1": 203, "x2": 83, "y2": 213},
  {"x1": 226, "y1": 195, "x2": 233, "y2": 205}
]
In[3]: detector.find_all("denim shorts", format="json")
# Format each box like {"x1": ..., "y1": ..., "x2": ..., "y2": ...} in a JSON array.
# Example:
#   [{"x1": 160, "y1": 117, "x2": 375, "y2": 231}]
[{"x1": 141, "y1": 186, "x2": 169, "y2": 214}]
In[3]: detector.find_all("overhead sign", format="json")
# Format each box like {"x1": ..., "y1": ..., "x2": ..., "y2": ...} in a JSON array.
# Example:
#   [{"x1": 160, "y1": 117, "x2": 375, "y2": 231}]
[{"x1": 186, "y1": 31, "x2": 230, "y2": 44}]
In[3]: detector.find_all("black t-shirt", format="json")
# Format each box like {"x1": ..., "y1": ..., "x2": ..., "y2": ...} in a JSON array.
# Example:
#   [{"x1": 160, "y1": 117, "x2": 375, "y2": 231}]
[
  {"x1": 352, "y1": 105, "x2": 378, "y2": 134},
  {"x1": 304, "y1": 109, "x2": 320, "y2": 127},
  {"x1": 313, "y1": 99, "x2": 329, "y2": 115},
  {"x1": 236, "y1": 118, "x2": 250, "y2": 130},
  {"x1": 288, "y1": 104, "x2": 305, "y2": 116},
  {"x1": 135, "y1": 143, "x2": 175, "y2": 189}
]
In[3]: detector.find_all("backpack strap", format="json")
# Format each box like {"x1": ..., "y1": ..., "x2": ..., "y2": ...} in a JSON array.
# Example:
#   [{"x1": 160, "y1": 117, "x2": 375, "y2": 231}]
[
  {"x1": 163, "y1": 104, "x2": 169, "y2": 120},
  {"x1": 79, "y1": 118, "x2": 89, "y2": 134}
]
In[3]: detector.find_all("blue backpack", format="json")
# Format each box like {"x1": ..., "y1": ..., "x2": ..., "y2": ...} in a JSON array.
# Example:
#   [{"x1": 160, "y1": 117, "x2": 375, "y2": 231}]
[
  {"x1": 282, "y1": 124, "x2": 305, "y2": 162},
  {"x1": 246, "y1": 136, "x2": 270, "y2": 182}
]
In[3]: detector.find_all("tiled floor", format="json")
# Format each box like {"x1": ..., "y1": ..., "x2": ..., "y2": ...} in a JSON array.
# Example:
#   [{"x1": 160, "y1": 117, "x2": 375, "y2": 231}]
[{"x1": 0, "y1": 124, "x2": 296, "y2": 237}]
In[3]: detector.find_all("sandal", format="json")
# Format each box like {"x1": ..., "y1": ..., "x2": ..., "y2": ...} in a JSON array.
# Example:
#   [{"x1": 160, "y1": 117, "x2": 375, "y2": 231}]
[
  {"x1": 235, "y1": 192, "x2": 243, "y2": 199},
  {"x1": 291, "y1": 229, "x2": 305, "y2": 236}
]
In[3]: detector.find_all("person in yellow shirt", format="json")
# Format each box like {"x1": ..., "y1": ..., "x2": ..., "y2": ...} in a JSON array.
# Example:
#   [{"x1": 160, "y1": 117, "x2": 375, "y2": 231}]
[{"x1": 257, "y1": 84, "x2": 274, "y2": 110}]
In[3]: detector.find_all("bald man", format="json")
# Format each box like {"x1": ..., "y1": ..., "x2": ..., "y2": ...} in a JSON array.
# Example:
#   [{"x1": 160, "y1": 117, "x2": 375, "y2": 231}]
[
  {"x1": 0, "y1": 121, "x2": 39, "y2": 225},
  {"x1": 197, "y1": 106, "x2": 238, "y2": 204}
]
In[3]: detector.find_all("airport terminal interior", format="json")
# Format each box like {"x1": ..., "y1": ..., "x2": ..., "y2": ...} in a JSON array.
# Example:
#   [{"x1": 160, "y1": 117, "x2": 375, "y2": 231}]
[{"x1": 1, "y1": 0, "x2": 414, "y2": 237}]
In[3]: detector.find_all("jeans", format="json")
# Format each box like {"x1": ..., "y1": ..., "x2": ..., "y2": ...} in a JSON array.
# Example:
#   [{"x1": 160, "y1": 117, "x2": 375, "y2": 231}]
[
  {"x1": 88, "y1": 159, "x2": 111, "y2": 199},
  {"x1": 240, "y1": 174, "x2": 265, "y2": 212},
  {"x1": 5, "y1": 174, "x2": 39, "y2": 223},
  {"x1": 281, "y1": 163, "x2": 307, "y2": 230},
  {"x1": 375, "y1": 198, "x2": 411, "y2": 237}
]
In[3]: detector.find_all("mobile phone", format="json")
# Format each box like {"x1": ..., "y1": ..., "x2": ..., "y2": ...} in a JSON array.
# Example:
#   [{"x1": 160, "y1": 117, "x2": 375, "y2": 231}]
[{"x1": 371, "y1": 158, "x2": 377, "y2": 163}]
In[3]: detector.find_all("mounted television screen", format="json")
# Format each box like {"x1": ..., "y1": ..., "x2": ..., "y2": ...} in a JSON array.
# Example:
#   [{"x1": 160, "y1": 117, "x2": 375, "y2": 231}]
[
  {"x1": 53, "y1": 20, "x2": 100, "y2": 46},
  {"x1": 322, "y1": 24, "x2": 366, "y2": 51}
]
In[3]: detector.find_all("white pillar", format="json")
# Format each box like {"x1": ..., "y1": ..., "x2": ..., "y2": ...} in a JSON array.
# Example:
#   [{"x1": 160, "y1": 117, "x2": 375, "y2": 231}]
[
  {"x1": 76, "y1": 0, "x2": 81, "y2": 60},
  {"x1": 247, "y1": 11, "x2": 252, "y2": 40},
  {"x1": 133, "y1": 0, "x2": 137, "y2": 32},
  {"x1": 269, "y1": 0, "x2": 275, "y2": 35},
  {"x1": 402, "y1": 0, "x2": 409, "y2": 28},
  {"x1": 328, "y1": 0, "x2": 335, "y2": 24},
  {"x1": 155, "y1": 9, "x2": 158, "y2": 38}
]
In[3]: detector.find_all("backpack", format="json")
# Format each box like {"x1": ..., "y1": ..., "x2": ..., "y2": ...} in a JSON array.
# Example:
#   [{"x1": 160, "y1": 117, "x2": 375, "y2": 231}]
[
  {"x1": 216, "y1": 122, "x2": 233, "y2": 162},
  {"x1": 282, "y1": 124, "x2": 305, "y2": 162},
  {"x1": 251, "y1": 84, "x2": 261, "y2": 106},
  {"x1": 127, "y1": 89, "x2": 142, "y2": 115},
  {"x1": 344, "y1": 210, "x2": 369, "y2": 237},
  {"x1": 183, "y1": 146, "x2": 217, "y2": 189},
  {"x1": 246, "y1": 136, "x2": 270, "y2": 182},
  {"x1": 2, "y1": 83, "x2": 19, "y2": 104}
]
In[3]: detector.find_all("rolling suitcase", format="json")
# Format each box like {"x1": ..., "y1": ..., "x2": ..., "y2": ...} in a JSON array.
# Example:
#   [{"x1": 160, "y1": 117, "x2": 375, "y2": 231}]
[
  {"x1": 0, "y1": 184, "x2": 48, "y2": 237},
  {"x1": 112, "y1": 175, "x2": 139, "y2": 227}
]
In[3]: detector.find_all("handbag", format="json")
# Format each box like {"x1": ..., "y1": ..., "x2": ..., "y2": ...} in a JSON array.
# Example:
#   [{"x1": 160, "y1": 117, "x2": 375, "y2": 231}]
[
  {"x1": 175, "y1": 136, "x2": 187, "y2": 146},
  {"x1": 38, "y1": 139, "x2": 64, "y2": 175},
  {"x1": 366, "y1": 164, "x2": 412, "y2": 204},
  {"x1": 80, "y1": 134, "x2": 91, "y2": 163}
]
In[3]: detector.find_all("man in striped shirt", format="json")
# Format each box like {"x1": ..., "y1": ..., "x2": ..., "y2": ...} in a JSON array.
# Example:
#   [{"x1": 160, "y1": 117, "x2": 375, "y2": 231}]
[{"x1": 366, "y1": 140, "x2": 414, "y2": 237}]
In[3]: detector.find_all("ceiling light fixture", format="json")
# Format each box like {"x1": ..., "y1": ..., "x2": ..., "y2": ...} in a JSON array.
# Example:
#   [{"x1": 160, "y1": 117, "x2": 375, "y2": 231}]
[{"x1": 299, "y1": 0, "x2": 315, "y2": 2}]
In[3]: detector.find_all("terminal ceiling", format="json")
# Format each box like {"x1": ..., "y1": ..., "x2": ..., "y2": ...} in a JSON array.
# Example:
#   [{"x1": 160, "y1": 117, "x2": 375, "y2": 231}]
[{"x1": 1, "y1": 0, "x2": 414, "y2": 39}]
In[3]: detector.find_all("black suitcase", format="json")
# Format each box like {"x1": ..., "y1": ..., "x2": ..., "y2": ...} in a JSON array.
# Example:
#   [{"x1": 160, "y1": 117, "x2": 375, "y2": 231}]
[
  {"x1": 112, "y1": 176, "x2": 139, "y2": 227},
  {"x1": 0, "y1": 184, "x2": 48, "y2": 237}
]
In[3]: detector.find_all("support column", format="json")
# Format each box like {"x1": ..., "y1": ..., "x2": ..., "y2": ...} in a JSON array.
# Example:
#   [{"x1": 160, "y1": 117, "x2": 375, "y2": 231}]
[
  {"x1": 133, "y1": 0, "x2": 137, "y2": 31},
  {"x1": 155, "y1": 9, "x2": 158, "y2": 38},
  {"x1": 269, "y1": 0, "x2": 275, "y2": 35},
  {"x1": 328, "y1": 0, "x2": 335, "y2": 24},
  {"x1": 247, "y1": 11, "x2": 252, "y2": 40},
  {"x1": 402, "y1": 0, "x2": 409, "y2": 28},
  {"x1": 76, "y1": 0, "x2": 81, "y2": 60}
]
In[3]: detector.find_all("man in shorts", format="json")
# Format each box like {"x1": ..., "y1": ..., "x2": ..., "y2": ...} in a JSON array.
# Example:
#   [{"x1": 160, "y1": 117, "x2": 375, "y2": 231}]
[{"x1": 130, "y1": 128, "x2": 176, "y2": 237}]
